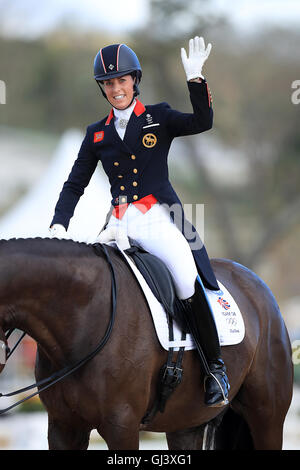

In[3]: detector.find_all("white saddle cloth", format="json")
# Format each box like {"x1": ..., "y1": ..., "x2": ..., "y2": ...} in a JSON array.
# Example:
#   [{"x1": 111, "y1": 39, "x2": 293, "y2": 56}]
[{"x1": 105, "y1": 240, "x2": 245, "y2": 351}]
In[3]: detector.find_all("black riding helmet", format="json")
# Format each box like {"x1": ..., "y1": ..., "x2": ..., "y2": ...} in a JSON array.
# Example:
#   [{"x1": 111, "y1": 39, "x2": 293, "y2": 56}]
[{"x1": 94, "y1": 44, "x2": 142, "y2": 102}]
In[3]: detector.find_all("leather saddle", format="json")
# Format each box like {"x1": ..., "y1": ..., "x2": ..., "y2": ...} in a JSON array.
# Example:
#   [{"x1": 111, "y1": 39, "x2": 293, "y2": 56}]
[{"x1": 124, "y1": 242, "x2": 188, "y2": 332}]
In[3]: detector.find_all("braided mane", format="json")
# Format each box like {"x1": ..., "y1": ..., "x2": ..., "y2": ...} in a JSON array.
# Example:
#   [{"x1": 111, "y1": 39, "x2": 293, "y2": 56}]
[{"x1": 0, "y1": 237, "x2": 98, "y2": 258}]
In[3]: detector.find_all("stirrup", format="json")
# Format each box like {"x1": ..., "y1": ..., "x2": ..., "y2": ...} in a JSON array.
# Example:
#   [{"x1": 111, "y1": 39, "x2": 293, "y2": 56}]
[{"x1": 204, "y1": 369, "x2": 230, "y2": 407}]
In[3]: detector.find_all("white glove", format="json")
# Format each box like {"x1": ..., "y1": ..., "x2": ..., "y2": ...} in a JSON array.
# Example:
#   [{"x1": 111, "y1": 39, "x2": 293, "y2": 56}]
[
  {"x1": 181, "y1": 36, "x2": 212, "y2": 81},
  {"x1": 95, "y1": 226, "x2": 131, "y2": 250},
  {"x1": 49, "y1": 224, "x2": 67, "y2": 239}
]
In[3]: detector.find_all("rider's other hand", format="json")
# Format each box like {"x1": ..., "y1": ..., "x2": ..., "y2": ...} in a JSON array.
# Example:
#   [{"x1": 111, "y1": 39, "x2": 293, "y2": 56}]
[{"x1": 49, "y1": 224, "x2": 67, "y2": 239}]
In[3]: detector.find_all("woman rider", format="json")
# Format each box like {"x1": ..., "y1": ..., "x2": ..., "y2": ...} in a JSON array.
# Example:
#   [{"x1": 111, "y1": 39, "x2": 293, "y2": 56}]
[{"x1": 49, "y1": 37, "x2": 230, "y2": 407}]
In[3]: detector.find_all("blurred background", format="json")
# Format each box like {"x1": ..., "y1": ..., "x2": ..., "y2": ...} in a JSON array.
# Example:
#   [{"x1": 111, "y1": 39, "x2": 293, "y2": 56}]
[{"x1": 0, "y1": 0, "x2": 299, "y2": 450}]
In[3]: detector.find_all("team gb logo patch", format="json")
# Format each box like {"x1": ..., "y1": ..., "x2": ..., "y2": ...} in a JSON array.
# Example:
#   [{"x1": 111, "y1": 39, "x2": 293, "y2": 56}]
[
  {"x1": 94, "y1": 131, "x2": 104, "y2": 143},
  {"x1": 217, "y1": 297, "x2": 231, "y2": 310}
]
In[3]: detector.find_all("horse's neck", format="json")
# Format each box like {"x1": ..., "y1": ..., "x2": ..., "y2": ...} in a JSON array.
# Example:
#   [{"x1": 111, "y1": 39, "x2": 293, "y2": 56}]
[
  {"x1": 0, "y1": 251, "x2": 75, "y2": 364},
  {"x1": 0, "y1": 240, "x2": 110, "y2": 365}
]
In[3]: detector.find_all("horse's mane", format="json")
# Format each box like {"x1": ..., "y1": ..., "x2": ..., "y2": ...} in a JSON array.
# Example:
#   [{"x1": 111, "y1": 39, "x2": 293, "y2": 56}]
[
  {"x1": 0, "y1": 237, "x2": 101, "y2": 258},
  {"x1": 0, "y1": 236, "x2": 90, "y2": 246}
]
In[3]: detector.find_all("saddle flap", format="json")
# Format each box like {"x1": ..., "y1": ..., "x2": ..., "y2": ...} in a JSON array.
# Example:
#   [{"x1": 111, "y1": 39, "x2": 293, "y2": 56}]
[{"x1": 125, "y1": 244, "x2": 176, "y2": 315}]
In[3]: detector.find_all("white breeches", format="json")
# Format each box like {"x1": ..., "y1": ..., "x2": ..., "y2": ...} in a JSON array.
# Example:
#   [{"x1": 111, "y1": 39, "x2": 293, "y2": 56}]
[{"x1": 97, "y1": 203, "x2": 198, "y2": 300}]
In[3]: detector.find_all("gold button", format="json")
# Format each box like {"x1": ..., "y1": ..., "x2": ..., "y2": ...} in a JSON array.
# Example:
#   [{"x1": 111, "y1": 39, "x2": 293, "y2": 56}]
[
  {"x1": 132, "y1": 181, "x2": 138, "y2": 187},
  {"x1": 120, "y1": 197, "x2": 127, "y2": 203},
  {"x1": 133, "y1": 168, "x2": 138, "y2": 174},
  {"x1": 133, "y1": 195, "x2": 138, "y2": 200},
  {"x1": 120, "y1": 185, "x2": 125, "y2": 191},
  {"x1": 131, "y1": 155, "x2": 136, "y2": 160},
  {"x1": 114, "y1": 162, "x2": 119, "y2": 166},
  {"x1": 118, "y1": 175, "x2": 123, "y2": 178}
]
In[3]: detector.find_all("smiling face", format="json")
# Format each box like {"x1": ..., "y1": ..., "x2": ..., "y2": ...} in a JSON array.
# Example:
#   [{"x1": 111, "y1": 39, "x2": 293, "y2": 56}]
[{"x1": 103, "y1": 74, "x2": 135, "y2": 110}]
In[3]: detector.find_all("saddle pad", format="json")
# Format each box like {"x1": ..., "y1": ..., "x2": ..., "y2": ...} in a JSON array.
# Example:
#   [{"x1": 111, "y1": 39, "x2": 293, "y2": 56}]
[{"x1": 110, "y1": 242, "x2": 245, "y2": 351}]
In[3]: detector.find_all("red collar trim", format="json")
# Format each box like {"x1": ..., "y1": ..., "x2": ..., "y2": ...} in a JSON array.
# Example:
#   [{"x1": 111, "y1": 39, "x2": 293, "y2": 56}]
[
  {"x1": 105, "y1": 99, "x2": 145, "y2": 126},
  {"x1": 105, "y1": 108, "x2": 114, "y2": 126},
  {"x1": 133, "y1": 99, "x2": 146, "y2": 117}
]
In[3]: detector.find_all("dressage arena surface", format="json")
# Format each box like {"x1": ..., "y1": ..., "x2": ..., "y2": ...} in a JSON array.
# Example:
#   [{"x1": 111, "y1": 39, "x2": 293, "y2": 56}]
[{"x1": 0, "y1": 386, "x2": 299, "y2": 450}]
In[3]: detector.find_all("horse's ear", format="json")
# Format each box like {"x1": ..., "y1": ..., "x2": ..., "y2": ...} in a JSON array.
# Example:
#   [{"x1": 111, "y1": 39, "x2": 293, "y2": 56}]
[{"x1": 0, "y1": 326, "x2": 7, "y2": 371}]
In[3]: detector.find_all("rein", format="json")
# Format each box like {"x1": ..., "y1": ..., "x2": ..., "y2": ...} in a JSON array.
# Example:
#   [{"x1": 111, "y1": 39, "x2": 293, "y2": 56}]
[
  {"x1": 5, "y1": 329, "x2": 26, "y2": 360},
  {"x1": 0, "y1": 243, "x2": 117, "y2": 415}
]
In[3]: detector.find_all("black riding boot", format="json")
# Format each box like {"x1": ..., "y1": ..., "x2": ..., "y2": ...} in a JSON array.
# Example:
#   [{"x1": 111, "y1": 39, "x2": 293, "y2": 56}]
[{"x1": 182, "y1": 277, "x2": 230, "y2": 407}]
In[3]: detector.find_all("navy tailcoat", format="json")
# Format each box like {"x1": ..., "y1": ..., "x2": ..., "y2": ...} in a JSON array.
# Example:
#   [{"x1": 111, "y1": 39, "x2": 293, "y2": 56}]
[{"x1": 51, "y1": 81, "x2": 218, "y2": 290}]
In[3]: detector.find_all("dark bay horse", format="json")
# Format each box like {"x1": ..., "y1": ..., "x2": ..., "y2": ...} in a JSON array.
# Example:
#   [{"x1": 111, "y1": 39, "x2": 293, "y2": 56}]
[{"x1": 0, "y1": 238, "x2": 293, "y2": 450}]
